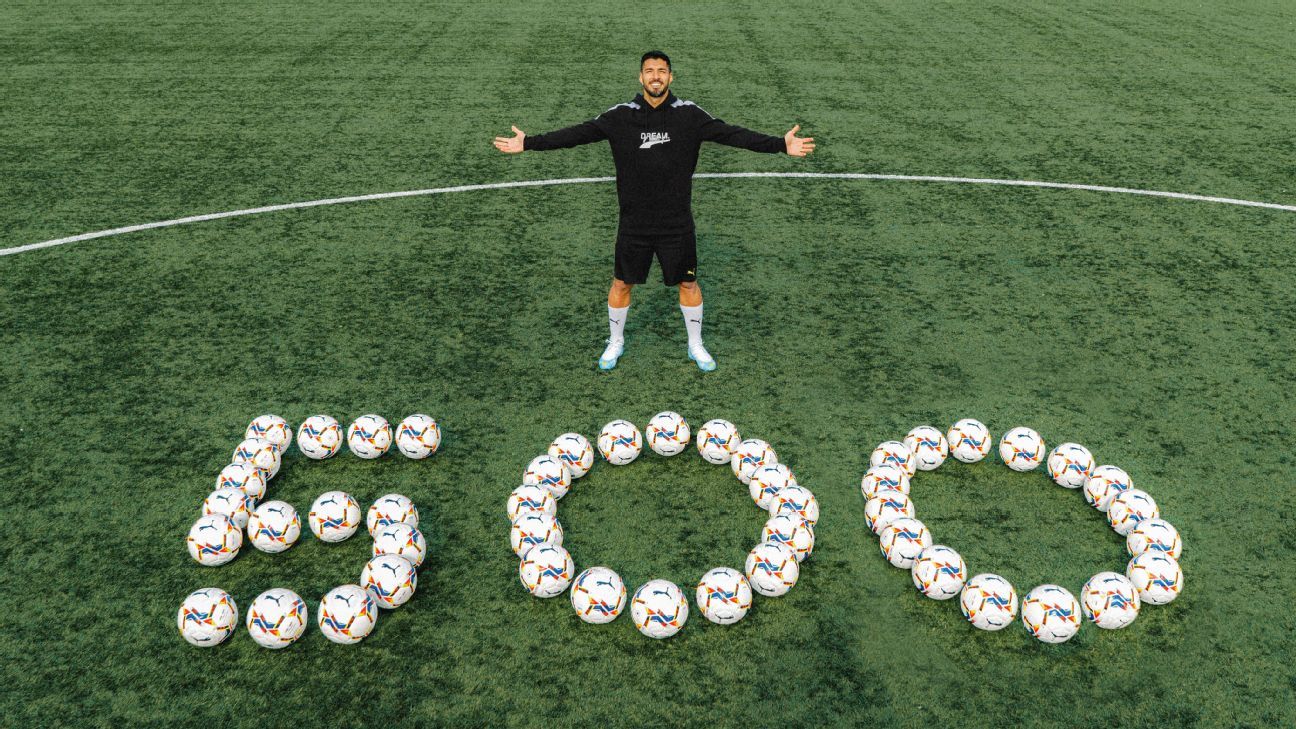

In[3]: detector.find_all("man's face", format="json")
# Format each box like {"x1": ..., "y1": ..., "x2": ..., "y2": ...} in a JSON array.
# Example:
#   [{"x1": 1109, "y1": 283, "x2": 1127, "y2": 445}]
[{"x1": 639, "y1": 58, "x2": 673, "y2": 99}]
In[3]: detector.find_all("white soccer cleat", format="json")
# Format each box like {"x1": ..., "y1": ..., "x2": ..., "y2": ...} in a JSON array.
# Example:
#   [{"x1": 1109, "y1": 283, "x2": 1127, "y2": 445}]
[
  {"x1": 688, "y1": 343, "x2": 716, "y2": 372},
  {"x1": 598, "y1": 338, "x2": 625, "y2": 370}
]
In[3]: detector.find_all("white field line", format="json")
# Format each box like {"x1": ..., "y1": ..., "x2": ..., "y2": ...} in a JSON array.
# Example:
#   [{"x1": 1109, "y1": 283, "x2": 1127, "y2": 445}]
[{"x1": 4, "y1": 172, "x2": 1294, "y2": 258}]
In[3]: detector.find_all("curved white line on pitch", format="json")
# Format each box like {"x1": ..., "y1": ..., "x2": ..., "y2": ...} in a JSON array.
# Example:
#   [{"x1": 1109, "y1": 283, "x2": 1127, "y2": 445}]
[{"x1": 4, "y1": 172, "x2": 1294, "y2": 257}]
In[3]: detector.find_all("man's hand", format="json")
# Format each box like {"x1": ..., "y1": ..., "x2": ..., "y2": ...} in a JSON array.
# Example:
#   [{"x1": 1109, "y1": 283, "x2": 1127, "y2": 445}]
[
  {"x1": 493, "y1": 126, "x2": 526, "y2": 154},
  {"x1": 784, "y1": 125, "x2": 815, "y2": 157}
]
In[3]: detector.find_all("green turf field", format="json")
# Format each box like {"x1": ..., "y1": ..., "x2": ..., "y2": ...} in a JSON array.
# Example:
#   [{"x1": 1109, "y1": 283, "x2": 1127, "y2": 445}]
[{"x1": 3, "y1": 0, "x2": 1295, "y2": 725}]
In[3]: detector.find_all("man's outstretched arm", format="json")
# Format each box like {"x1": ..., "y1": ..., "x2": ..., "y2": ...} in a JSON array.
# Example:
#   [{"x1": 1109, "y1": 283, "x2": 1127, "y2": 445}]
[
  {"x1": 699, "y1": 114, "x2": 816, "y2": 157},
  {"x1": 493, "y1": 120, "x2": 607, "y2": 154}
]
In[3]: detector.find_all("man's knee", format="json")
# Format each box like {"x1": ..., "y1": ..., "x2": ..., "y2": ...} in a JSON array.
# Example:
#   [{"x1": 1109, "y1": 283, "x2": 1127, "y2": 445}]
[
  {"x1": 611, "y1": 278, "x2": 634, "y2": 294},
  {"x1": 678, "y1": 280, "x2": 700, "y2": 292}
]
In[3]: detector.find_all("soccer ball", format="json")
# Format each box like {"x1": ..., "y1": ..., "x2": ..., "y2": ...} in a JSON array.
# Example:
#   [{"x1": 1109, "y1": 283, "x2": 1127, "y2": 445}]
[
  {"x1": 506, "y1": 484, "x2": 557, "y2": 521},
  {"x1": 187, "y1": 514, "x2": 242, "y2": 566},
  {"x1": 631, "y1": 579, "x2": 689, "y2": 638},
  {"x1": 216, "y1": 462, "x2": 267, "y2": 501},
  {"x1": 1126, "y1": 551, "x2": 1183, "y2": 605},
  {"x1": 878, "y1": 517, "x2": 932, "y2": 569},
  {"x1": 177, "y1": 588, "x2": 238, "y2": 647},
  {"x1": 947, "y1": 419, "x2": 992, "y2": 463},
  {"x1": 745, "y1": 541, "x2": 800, "y2": 597},
  {"x1": 347, "y1": 414, "x2": 392, "y2": 458},
  {"x1": 1047, "y1": 442, "x2": 1095, "y2": 488},
  {"x1": 1020, "y1": 584, "x2": 1082, "y2": 643},
  {"x1": 1084, "y1": 465, "x2": 1133, "y2": 511},
  {"x1": 761, "y1": 512, "x2": 815, "y2": 562},
  {"x1": 548, "y1": 432, "x2": 595, "y2": 478},
  {"x1": 308, "y1": 491, "x2": 361, "y2": 543},
  {"x1": 695, "y1": 419, "x2": 741, "y2": 464},
  {"x1": 519, "y1": 543, "x2": 575, "y2": 598},
  {"x1": 999, "y1": 427, "x2": 1045, "y2": 472},
  {"x1": 246, "y1": 500, "x2": 301, "y2": 553},
  {"x1": 749, "y1": 463, "x2": 797, "y2": 509},
  {"x1": 245, "y1": 588, "x2": 308, "y2": 649},
  {"x1": 768, "y1": 484, "x2": 820, "y2": 527},
  {"x1": 645, "y1": 411, "x2": 691, "y2": 456},
  {"x1": 1080, "y1": 571, "x2": 1141, "y2": 629},
  {"x1": 911, "y1": 545, "x2": 966, "y2": 600},
  {"x1": 365, "y1": 493, "x2": 419, "y2": 536},
  {"x1": 509, "y1": 512, "x2": 563, "y2": 556},
  {"x1": 297, "y1": 415, "x2": 343, "y2": 459},
  {"x1": 523, "y1": 454, "x2": 572, "y2": 499},
  {"x1": 597, "y1": 419, "x2": 643, "y2": 466},
  {"x1": 395, "y1": 414, "x2": 441, "y2": 459},
  {"x1": 860, "y1": 464, "x2": 910, "y2": 499},
  {"x1": 570, "y1": 566, "x2": 627, "y2": 623},
  {"x1": 695, "y1": 567, "x2": 753, "y2": 625},
  {"x1": 864, "y1": 489, "x2": 915, "y2": 534},
  {"x1": 362, "y1": 554, "x2": 418, "y2": 609},
  {"x1": 1127, "y1": 517, "x2": 1183, "y2": 560},
  {"x1": 232, "y1": 436, "x2": 281, "y2": 479},
  {"x1": 869, "y1": 441, "x2": 916, "y2": 478},
  {"x1": 903, "y1": 425, "x2": 949, "y2": 471},
  {"x1": 373, "y1": 522, "x2": 427, "y2": 568},
  {"x1": 202, "y1": 487, "x2": 254, "y2": 531},
  {"x1": 246, "y1": 414, "x2": 292, "y2": 452},
  {"x1": 1107, "y1": 489, "x2": 1159, "y2": 536},
  {"x1": 317, "y1": 584, "x2": 378, "y2": 644},
  {"x1": 731, "y1": 438, "x2": 778, "y2": 484},
  {"x1": 959, "y1": 573, "x2": 1018, "y2": 631}
]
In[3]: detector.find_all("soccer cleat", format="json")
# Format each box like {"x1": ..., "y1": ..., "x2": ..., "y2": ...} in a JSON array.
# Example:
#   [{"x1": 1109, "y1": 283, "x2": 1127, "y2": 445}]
[
  {"x1": 598, "y1": 338, "x2": 625, "y2": 370},
  {"x1": 688, "y1": 344, "x2": 717, "y2": 372}
]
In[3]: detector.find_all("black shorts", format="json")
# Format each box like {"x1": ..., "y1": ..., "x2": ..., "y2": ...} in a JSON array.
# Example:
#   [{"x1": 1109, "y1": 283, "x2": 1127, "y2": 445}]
[{"x1": 614, "y1": 231, "x2": 698, "y2": 286}]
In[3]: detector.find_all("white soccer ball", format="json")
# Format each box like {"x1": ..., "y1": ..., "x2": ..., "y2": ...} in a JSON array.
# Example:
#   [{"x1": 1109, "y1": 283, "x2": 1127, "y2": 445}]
[
  {"x1": 745, "y1": 541, "x2": 800, "y2": 597},
  {"x1": 1047, "y1": 442, "x2": 1095, "y2": 488},
  {"x1": 768, "y1": 484, "x2": 820, "y2": 527},
  {"x1": 232, "y1": 436, "x2": 281, "y2": 479},
  {"x1": 506, "y1": 484, "x2": 558, "y2": 521},
  {"x1": 1080, "y1": 571, "x2": 1141, "y2": 629},
  {"x1": 202, "y1": 487, "x2": 255, "y2": 531},
  {"x1": 761, "y1": 512, "x2": 815, "y2": 562},
  {"x1": 187, "y1": 514, "x2": 243, "y2": 566},
  {"x1": 1127, "y1": 517, "x2": 1182, "y2": 560},
  {"x1": 245, "y1": 588, "x2": 309, "y2": 649},
  {"x1": 597, "y1": 419, "x2": 643, "y2": 466},
  {"x1": 548, "y1": 432, "x2": 595, "y2": 479},
  {"x1": 217, "y1": 462, "x2": 267, "y2": 501},
  {"x1": 731, "y1": 438, "x2": 778, "y2": 484},
  {"x1": 246, "y1": 414, "x2": 292, "y2": 452},
  {"x1": 749, "y1": 463, "x2": 797, "y2": 509},
  {"x1": 695, "y1": 419, "x2": 741, "y2": 465},
  {"x1": 631, "y1": 579, "x2": 689, "y2": 638},
  {"x1": 1084, "y1": 465, "x2": 1133, "y2": 511},
  {"x1": 1126, "y1": 551, "x2": 1183, "y2": 605},
  {"x1": 947, "y1": 419, "x2": 992, "y2": 463},
  {"x1": 519, "y1": 543, "x2": 576, "y2": 598},
  {"x1": 1107, "y1": 488, "x2": 1159, "y2": 536},
  {"x1": 373, "y1": 522, "x2": 427, "y2": 568},
  {"x1": 903, "y1": 425, "x2": 949, "y2": 471},
  {"x1": 395, "y1": 414, "x2": 441, "y2": 459},
  {"x1": 959, "y1": 573, "x2": 1019, "y2": 631},
  {"x1": 911, "y1": 545, "x2": 967, "y2": 600},
  {"x1": 509, "y1": 512, "x2": 563, "y2": 557},
  {"x1": 864, "y1": 489, "x2": 915, "y2": 535},
  {"x1": 999, "y1": 427, "x2": 1045, "y2": 472},
  {"x1": 366, "y1": 493, "x2": 419, "y2": 536},
  {"x1": 523, "y1": 454, "x2": 572, "y2": 499},
  {"x1": 347, "y1": 414, "x2": 392, "y2": 458},
  {"x1": 177, "y1": 588, "x2": 238, "y2": 647},
  {"x1": 860, "y1": 464, "x2": 910, "y2": 499},
  {"x1": 317, "y1": 584, "x2": 378, "y2": 644},
  {"x1": 308, "y1": 491, "x2": 361, "y2": 543},
  {"x1": 570, "y1": 566, "x2": 627, "y2": 623},
  {"x1": 1021, "y1": 584, "x2": 1082, "y2": 643},
  {"x1": 878, "y1": 517, "x2": 932, "y2": 569},
  {"x1": 645, "y1": 411, "x2": 691, "y2": 456},
  {"x1": 246, "y1": 500, "x2": 301, "y2": 553},
  {"x1": 296, "y1": 415, "x2": 343, "y2": 459},
  {"x1": 869, "y1": 440, "x2": 916, "y2": 477},
  {"x1": 362, "y1": 553, "x2": 418, "y2": 609},
  {"x1": 695, "y1": 567, "x2": 753, "y2": 625}
]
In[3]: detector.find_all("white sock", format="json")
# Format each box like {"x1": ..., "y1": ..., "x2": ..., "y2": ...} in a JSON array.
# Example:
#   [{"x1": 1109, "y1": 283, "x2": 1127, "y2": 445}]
[
  {"x1": 608, "y1": 305, "x2": 628, "y2": 341},
  {"x1": 680, "y1": 303, "x2": 703, "y2": 348}
]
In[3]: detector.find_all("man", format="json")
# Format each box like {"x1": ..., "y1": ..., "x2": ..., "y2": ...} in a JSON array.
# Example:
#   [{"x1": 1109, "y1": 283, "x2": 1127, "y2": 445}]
[{"x1": 493, "y1": 51, "x2": 815, "y2": 371}]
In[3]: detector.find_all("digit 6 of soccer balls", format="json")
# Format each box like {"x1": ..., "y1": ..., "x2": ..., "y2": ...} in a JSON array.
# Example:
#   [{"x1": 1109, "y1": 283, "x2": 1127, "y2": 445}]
[
  {"x1": 317, "y1": 584, "x2": 378, "y2": 644},
  {"x1": 631, "y1": 579, "x2": 689, "y2": 639},
  {"x1": 361, "y1": 554, "x2": 418, "y2": 609},
  {"x1": 245, "y1": 588, "x2": 309, "y2": 649},
  {"x1": 959, "y1": 573, "x2": 1018, "y2": 631},
  {"x1": 395, "y1": 413, "x2": 441, "y2": 459},
  {"x1": 645, "y1": 410, "x2": 691, "y2": 456},
  {"x1": 695, "y1": 567, "x2": 753, "y2": 625},
  {"x1": 570, "y1": 566, "x2": 627, "y2": 623},
  {"x1": 177, "y1": 588, "x2": 238, "y2": 647}
]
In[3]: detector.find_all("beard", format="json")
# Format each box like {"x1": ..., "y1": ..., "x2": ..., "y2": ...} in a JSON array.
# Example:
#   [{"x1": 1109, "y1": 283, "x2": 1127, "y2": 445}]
[{"x1": 644, "y1": 82, "x2": 669, "y2": 99}]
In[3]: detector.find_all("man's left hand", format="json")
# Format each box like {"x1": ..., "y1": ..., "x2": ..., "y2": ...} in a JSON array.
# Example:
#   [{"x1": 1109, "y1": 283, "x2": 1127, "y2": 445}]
[{"x1": 785, "y1": 125, "x2": 815, "y2": 157}]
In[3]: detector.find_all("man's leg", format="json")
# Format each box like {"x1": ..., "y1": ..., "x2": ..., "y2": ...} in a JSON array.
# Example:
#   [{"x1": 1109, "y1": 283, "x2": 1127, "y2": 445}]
[
  {"x1": 678, "y1": 280, "x2": 715, "y2": 371},
  {"x1": 600, "y1": 278, "x2": 633, "y2": 370}
]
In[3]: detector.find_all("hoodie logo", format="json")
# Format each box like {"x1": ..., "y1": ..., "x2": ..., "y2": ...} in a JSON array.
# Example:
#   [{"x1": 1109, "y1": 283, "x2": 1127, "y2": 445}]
[{"x1": 639, "y1": 132, "x2": 671, "y2": 149}]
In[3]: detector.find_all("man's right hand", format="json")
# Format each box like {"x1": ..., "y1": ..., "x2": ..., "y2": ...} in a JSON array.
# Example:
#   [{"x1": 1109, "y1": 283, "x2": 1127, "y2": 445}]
[{"x1": 493, "y1": 126, "x2": 526, "y2": 154}]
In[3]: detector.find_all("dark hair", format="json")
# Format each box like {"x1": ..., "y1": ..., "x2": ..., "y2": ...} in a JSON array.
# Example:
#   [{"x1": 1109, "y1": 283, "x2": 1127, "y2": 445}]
[{"x1": 640, "y1": 50, "x2": 671, "y2": 70}]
